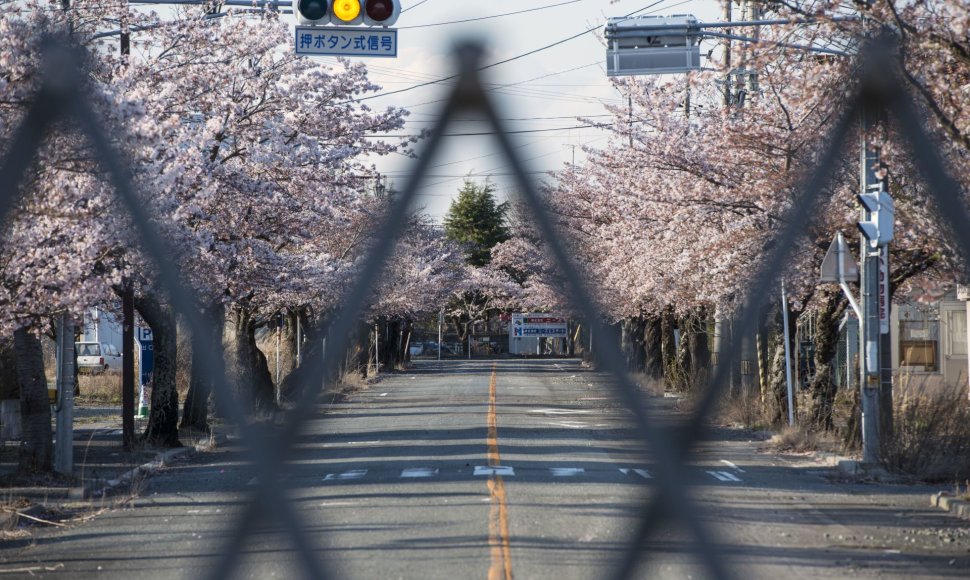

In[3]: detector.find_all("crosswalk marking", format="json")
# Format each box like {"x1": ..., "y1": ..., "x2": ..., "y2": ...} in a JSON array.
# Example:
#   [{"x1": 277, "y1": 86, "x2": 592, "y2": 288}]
[
  {"x1": 720, "y1": 460, "x2": 745, "y2": 473},
  {"x1": 401, "y1": 468, "x2": 438, "y2": 478},
  {"x1": 474, "y1": 466, "x2": 515, "y2": 476},
  {"x1": 324, "y1": 469, "x2": 368, "y2": 481},
  {"x1": 619, "y1": 468, "x2": 653, "y2": 479},
  {"x1": 550, "y1": 468, "x2": 585, "y2": 477},
  {"x1": 706, "y1": 470, "x2": 742, "y2": 482}
]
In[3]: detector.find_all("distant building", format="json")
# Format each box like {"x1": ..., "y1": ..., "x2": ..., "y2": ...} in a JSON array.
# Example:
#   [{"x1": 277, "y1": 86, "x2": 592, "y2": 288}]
[{"x1": 81, "y1": 307, "x2": 123, "y2": 349}]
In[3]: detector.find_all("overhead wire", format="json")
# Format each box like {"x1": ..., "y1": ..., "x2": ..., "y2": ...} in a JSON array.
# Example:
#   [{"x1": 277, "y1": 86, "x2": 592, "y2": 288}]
[
  {"x1": 397, "y1": 0, "x2": 586, "y2": 30},
  {"x1": 342, "y1": 0, "x2": 675, "y2": 104}
]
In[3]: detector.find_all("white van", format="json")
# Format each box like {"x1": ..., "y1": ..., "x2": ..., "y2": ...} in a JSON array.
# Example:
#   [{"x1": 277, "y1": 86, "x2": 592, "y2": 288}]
[{"x1": 75, "y1": 342, "x2": 123, "y2": 373}]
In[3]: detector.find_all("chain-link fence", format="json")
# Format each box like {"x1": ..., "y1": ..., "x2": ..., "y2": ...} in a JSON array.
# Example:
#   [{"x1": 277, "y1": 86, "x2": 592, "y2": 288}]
[{"x1": 2, "y1": 30, "x2": 970, "y2": 580}]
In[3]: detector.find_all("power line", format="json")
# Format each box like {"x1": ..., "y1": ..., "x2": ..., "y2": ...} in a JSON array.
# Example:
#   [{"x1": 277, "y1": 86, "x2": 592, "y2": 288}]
[
  {"x1": 401, "y1": 0, "x2": 432, "y2": 13},
  {"x1": 398, "y1": 0, "x2": 585, "y2": 30},
  {"x1": 370, "y1": 119, "x2": 649, "y2": 138},
  {"x1": 343, "y1": 0, "x2": 674, "y2": 104}
]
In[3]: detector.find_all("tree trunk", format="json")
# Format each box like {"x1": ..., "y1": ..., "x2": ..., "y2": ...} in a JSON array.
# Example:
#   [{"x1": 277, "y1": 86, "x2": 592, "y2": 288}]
[
  {"x1": 180, "y1": 305, "x2": 222, "y2": 433},
  {"x1": 676, "y1": 316, "x2": 693, "y2": 392},
  {"x1": 660, "y1": 308, "x2": 679, "y2": 390},
  {"x1": 136, "y1": 295, "x2": 181, "y2": 447},
  {"x1": 15, "y1": 327, "x2": 53, "y2": 473},
  {"x1": 687, "y1": 308, "x2": 711, "y2": 391},
  {"x1": 643, "y1": 314, "x2": 663, "y2": 381},
  {"x1": 621, "y1": 317, "x2": 646, "y2": 373},
  {"x1": 223, "y1": 306, "x2": 276, "y2": 414},
  {"x1": 807, "y1": 295, "x2": 842, "y2": 430},
  {"x1": 765, "y1": 306, "x2": 791, "y2": 427},
  {"x1": 0, "y1": 336, "x2": 17, "y2": 401}
]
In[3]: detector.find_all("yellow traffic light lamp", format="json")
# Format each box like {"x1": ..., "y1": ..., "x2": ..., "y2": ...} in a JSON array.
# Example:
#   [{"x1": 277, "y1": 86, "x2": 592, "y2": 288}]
[{"x1": 332, "y1": 0, "x2": 362, "y2": 24}]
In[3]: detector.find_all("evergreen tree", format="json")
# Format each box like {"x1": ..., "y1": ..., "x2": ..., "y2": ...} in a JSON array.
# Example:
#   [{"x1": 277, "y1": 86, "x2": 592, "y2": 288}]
[{"x1": 443, "y1": 179, "x2": 510, "y2": 267}]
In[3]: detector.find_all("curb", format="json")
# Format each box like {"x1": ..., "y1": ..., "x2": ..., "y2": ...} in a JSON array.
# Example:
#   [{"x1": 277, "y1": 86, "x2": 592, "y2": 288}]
[
  {"x1": 932, "y1": 492, "x2": 970, "y2": 520},
  {"x1": 81, "y1": 433, "x2": 228, "y2": 500}
]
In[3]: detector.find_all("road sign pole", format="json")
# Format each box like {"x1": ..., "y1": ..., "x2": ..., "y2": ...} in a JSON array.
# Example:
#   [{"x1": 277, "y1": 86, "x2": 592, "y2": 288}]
[
  {"x1": 781, "y1": 283, "x2": 795, "y2": 427},
  {"x1": 122, "y1": 284, "x2": 135, "y2": 449},
  {"x1": 54, "y1": 314, "x2": 75, "y2": 475}
]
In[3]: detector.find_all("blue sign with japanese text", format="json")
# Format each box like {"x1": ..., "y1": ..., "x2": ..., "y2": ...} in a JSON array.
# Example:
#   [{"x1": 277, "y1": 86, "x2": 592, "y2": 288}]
[
  {"x1": 137, "y1": 328, "x2": 153, "y2": 386},
  {"x1": 295, "y1": 26, "x2": 398, "y2": 58}
]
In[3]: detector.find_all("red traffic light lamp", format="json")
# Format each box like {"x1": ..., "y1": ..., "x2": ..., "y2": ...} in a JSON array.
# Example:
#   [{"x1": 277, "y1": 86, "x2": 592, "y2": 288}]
[{"x1": 363, "y1": 0, "x2": 400, "y2": 26}]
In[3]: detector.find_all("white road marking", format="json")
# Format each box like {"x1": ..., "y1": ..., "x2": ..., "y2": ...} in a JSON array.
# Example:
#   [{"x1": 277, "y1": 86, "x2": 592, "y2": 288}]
[
  {"x1": 401, "y1": 468, "x2": 438, "y2": 478},
  {"x1": 619, "y1": 468, "x2": 652, "y2": 479},
  {"x1": 549, "y1": 468, "x2": 585, "y2": 477},
  {"x1": 549, "y1": 420, "x2": 589, "y2": 429},
  {"x1": 474, "y1": 466, "x2": 515, "y2": 476},
  {"x1": 324, "y1": 469, "x2": 368, "y2": 481},
  {"x1": 379, "y1": 393, "x2": 388, "y2": 397},
  {"x1": 528, "y1": 408, "x2": 592, "y2": 415},
  {"x1": 706, "y1": 470, "x2": 742, "y2": 482},
  {"x1": 720, "y1": 460, "x2": 745, "y2": 473}
]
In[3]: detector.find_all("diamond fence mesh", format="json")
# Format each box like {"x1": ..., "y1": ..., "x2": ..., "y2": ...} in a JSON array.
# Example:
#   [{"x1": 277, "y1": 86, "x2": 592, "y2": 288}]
[{"x1": 1, "y1": 32, "x2": 969, "y2": 580}]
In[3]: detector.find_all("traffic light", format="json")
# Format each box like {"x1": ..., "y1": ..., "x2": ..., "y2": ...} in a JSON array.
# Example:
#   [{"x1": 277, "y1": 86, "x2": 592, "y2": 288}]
[
  {"x1": 857, "y1": 188, "x2": 895, "y2": 247},
  {"x1": 296, "y1": 0, "x2": 329, "y2": 25},
  {"x1": 363, "y1": 0, "x2": 400, "y2": 26},
  {"x1": 295, "y1": 0, "x2": 400, "y2": 27}
]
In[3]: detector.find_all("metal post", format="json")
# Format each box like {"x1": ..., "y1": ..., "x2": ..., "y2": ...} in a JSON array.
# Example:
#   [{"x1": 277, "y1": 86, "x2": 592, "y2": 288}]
[
  {"x1": 122, "y1": 284, "x2": 135, "y2": 449},
  {"x1": 781, "y1": 283, "x2": 795, "y2": 426},
  {"x1": 374, "y1": 325, "x2": 379, "y2": 374},
  {"x1": 321, "y1": 337, "x2": 326, "y2": 392},
  {"x1": 437, "y1": 312, "x2": 442, "y2": 361},
  {"x1": 859, "y1": 104, "x2": 883, "y2": 464},
  {"x1": 54, "y1": 314, "x2": 75, "y2": 475},
  {"x1": 296, "y1": 314, "x2": 302, "y2": 367},
  {"x1": 468, "y1": 329, "x2": 472, "y2": 360}
]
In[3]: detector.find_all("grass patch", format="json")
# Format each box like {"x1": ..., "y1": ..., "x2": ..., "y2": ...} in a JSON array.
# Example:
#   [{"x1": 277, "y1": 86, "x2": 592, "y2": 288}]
[{"x1": 75, "y1": 373, "x2": 122, "y2": 406}]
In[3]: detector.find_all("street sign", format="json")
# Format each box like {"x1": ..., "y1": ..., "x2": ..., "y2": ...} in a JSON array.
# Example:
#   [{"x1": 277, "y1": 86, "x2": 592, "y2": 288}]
[
  {"x1": 820, "y1": 233, "x2": 859, "y2": 283},
  {"x1": 605, "y1": 15, "x2": 701, "y2": 76},
  {"x1": 510, "y1": 314, "x2": 568, "y2": 338},
  {"x1": 136, "y1": 327, "x2": 153, "y2": 416},
  {"x1": 295, "y1": 26, "x2": 397, "y2": 57}
]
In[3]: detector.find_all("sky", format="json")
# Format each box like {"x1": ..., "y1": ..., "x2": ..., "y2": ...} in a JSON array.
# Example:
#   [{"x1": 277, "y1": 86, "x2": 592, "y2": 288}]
[{"x1": 305, "y1": 0, "x2": 725, "y2": 220}]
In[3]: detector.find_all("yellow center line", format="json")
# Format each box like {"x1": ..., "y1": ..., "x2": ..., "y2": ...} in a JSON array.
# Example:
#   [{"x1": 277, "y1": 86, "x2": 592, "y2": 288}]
[{"x1": 486, "y1": 365, "x2": 513, "y2": 580}]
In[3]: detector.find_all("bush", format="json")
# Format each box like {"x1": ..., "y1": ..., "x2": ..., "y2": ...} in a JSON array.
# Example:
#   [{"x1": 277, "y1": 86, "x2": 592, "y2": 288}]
[
  {"x1": 768, "y1": 425, "x2": 821, "y2": 453},
  {"x1": 882, "y1": 384, "x2": 970, "y2": 481}
]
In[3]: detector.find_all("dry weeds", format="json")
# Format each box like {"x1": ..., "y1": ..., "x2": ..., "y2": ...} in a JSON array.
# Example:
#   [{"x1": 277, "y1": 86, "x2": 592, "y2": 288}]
[{"x1": 882, "y1": 384, "x2": 970, "y2": 481}]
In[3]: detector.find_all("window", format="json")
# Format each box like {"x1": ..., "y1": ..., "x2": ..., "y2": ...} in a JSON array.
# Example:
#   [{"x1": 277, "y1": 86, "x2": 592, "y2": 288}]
[
  {"x1": 947, "y1": 309, "x2": 967, "y2": 357},
  {"x1": 898, "y1": 303, "x2": 940, "y2": 372}
]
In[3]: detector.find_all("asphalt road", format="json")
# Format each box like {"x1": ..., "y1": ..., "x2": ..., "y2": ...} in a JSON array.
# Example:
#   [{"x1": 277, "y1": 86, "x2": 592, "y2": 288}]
[{"x1": 2, "y1": 359, "x2": 969, "y2": 579}]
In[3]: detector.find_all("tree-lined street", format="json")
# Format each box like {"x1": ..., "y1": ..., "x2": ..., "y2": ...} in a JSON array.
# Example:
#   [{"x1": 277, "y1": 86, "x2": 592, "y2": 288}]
[
  {"x1": 2, "y1": 360, "x2": 968, "y2": 578},
  {"x1": 3, "y1": 1, "x2": 970, "y2": 577}
]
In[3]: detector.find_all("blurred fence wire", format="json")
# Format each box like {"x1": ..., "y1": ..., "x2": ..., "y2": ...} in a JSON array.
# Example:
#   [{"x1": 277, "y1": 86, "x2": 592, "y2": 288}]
[{"x1": 1, "y1": 31, "x2": 969, "y2": 580}]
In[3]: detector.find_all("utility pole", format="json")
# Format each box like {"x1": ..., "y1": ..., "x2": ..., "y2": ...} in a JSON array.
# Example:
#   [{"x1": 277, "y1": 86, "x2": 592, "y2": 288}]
[
  {"x1": 120, "y1": 2, "x2": 135, "y2": 451},
  {"x1": 54, "y1": 315, "x2": 75, "y2": 474},
  {"x1": 722, "y1": 0, "x2": 732, "y2": 106},
  {"x1": 628, "y1": 95, "x2": 634, "y2": 147},
  {"x1": 746, "y1": 0, "x2": 761, "y2": 99}
]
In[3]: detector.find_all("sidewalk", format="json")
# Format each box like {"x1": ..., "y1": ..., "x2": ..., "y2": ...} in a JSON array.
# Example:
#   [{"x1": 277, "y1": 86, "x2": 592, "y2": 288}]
[{"x1": 1, "y1": 405, "x2": 224, "y2": 533}]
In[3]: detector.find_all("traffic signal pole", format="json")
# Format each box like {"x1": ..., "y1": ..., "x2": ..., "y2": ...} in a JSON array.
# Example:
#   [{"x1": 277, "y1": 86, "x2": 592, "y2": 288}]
[{"x1": 859, "y1": 102, "x2": 893, "y2": 464}]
